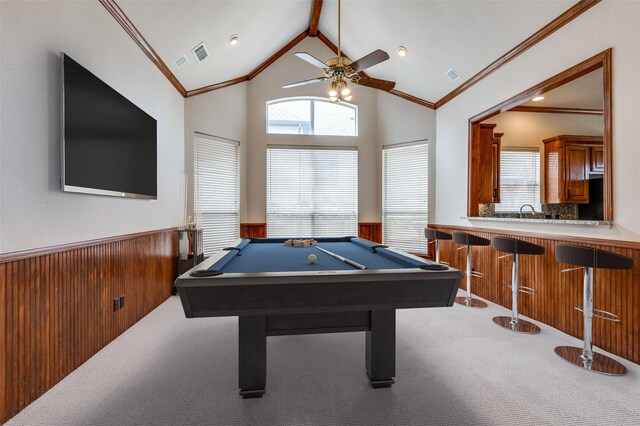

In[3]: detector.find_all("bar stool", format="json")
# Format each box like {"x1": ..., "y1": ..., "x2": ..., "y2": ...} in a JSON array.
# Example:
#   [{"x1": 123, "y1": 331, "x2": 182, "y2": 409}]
[
  {"x1": 425, "y1": 228, "x2": 452, "y2": 264},
  {"x1": 491, "y1": 237, "x2": 544, "y2": 333},
  {"x1": 555, "y1": 244, "x2": 634, "y2": 375},
  {"x1": 452, "y1": 232, "x2": 490, "y2": 308}
]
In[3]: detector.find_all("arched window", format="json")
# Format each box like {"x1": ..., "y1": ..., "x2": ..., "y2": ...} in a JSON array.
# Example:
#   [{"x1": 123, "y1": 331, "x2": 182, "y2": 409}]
[{"x1": 266, "y1": 97, "x2": 357, "y2": 136}]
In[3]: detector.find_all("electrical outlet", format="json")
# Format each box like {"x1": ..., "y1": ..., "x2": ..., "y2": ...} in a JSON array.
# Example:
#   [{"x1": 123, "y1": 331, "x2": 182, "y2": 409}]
[
  {"x1": 119, "y1": 295, "x2": 125, "y2": 309},
  {"x1": 113, "y1": 297, "x2": 119, "y2": 312}
]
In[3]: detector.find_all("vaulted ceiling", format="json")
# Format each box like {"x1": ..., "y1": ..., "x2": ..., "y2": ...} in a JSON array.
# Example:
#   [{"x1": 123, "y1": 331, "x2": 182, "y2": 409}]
[{"x1": 111, "y1": 0, "x2": 599, "y2": 107}]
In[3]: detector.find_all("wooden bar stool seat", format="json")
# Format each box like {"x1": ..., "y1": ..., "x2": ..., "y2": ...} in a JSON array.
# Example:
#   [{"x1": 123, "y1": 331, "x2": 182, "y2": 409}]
[
  {"x1": 555, "y1": 244, "x2": 634, "y2": 375},
  {"x1": 425, "y1": 228, "x2": 452, "y2": 264},
  {"x1": 491, "y1": 237, "x2": 544, "y2": 334},
  {"x1": 452, "y1": 232, "x2": 490, "y2": 308}
]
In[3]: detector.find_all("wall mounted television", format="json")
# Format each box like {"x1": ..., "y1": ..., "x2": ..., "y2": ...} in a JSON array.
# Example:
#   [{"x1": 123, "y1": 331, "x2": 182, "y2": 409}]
[{"x1": 62, "y1": 53, "x2": 157, "y2": 199}]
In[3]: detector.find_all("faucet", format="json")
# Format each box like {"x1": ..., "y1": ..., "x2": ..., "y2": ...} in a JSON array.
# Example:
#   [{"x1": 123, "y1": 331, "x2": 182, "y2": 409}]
[{"x1": 519, "y1": 204, "x2": 536, "y2": 218}]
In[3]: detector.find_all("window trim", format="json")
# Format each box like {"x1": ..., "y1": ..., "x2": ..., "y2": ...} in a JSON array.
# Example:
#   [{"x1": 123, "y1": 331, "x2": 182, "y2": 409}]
[{"x1": 266, "y1": 96, "x2": 358, "y2": 137}]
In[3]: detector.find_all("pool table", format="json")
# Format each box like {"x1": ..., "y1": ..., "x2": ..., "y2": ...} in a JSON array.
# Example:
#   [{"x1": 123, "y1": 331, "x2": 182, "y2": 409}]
[{"x1": 175, "y1": 237, "x2": 461, "y2": 398}]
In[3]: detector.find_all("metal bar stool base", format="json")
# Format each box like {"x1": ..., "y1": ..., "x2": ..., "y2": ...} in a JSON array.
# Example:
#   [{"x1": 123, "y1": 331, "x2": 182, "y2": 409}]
[
  {"x1": 492, "y1": 316, "x2": 540, "y2": 334},
  {"x1": 554, "y1": 346, "x2": 626, "y2": 375},
  {"x1": 454, "y1": 296, "x2": 487, "y2": 308}
]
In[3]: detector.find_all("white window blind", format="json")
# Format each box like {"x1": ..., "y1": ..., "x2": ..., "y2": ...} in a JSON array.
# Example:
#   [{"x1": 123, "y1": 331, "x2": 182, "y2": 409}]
[
  {"x1": 495, "y1": 148, "x2": 541, "y2": 212},
  {"x1": 266, "y1": 147, "x2": 358, "y2": 237},
  {"x1": 382, "y1": 142, "x2": 428, "y2": 253},
  {"x1": 193, "y1": 134, "x2": 239, "y2": 255}
]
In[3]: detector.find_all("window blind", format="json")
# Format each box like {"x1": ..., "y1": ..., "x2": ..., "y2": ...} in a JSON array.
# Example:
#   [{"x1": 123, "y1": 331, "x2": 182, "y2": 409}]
[
  {"x1": 193, "y1": 134, "x2": 239, "y2": 255},
  {"x1": 266, "y1": 147, "x2": 358, "y2": 237},
  {"x1": 495, "y1": 148, "x2": 541, "y2": 212},
  {"x1": 382, "y1": 142, "x2": 428, "y2": 253}
]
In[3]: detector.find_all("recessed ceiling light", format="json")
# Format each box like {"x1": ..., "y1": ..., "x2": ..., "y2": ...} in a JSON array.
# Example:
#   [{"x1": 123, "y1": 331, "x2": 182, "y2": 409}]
[
  {"x1": 397, "y1": 46, "x2": 408, "y2": 57},
  {"x1": 228, "y1": 34, "x2": 239, "y2": 46},
  {"x1": 532, "y1": 96, "x2": 545, "y2": 102}
]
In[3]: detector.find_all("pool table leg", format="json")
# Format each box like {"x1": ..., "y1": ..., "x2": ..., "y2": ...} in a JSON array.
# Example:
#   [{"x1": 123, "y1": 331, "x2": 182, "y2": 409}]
[
  {"x1": 365, "y1": 309, "x2": 396, "y2": 388},
  {"x1": 238, "y1": 315, "x2": 267, "y2": 398}
]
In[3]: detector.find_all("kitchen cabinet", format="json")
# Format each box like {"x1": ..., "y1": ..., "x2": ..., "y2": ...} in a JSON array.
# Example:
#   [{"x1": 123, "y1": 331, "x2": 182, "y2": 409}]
[
  {"x1": 543, "y1": 135, "x2": 603, "y2": 204},
  {"x1": 590, "y1": 146, "x2": 604, "y2": 173}
]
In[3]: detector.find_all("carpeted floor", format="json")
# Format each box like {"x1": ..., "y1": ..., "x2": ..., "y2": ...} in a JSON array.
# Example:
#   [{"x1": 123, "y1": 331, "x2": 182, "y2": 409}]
[{"x1": 7, "y1": 291, "x2": 640, "y2": 426}]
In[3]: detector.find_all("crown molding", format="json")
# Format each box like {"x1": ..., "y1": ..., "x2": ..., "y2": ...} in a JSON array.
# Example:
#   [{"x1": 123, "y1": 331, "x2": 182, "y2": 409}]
[
  {"x1": 434, "y1": 0, "x2": 602, "y2": 109},
  {"x1": 247, "y1": 30, "x2": 309, "y2": 80},
  {"x1": 186, "y1": 76, "x2": 250, "y2": 97},
  {"x1": 99, "y1": 0, "x2": 187, "y2": 97},
  {"x1": 509, "y1": 106, "x2": 603, "y2": 115}
]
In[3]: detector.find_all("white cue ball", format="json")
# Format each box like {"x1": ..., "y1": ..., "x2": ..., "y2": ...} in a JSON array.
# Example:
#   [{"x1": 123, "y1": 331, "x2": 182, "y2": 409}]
[{"x1": 308, "y1": 254, "x2": 318, "y2": 264}]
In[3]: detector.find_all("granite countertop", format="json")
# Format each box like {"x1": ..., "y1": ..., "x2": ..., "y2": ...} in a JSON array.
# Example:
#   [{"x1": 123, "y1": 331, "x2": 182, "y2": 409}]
[{"x1": 462, "y1": 216, "x2": 613, "y2": 227}]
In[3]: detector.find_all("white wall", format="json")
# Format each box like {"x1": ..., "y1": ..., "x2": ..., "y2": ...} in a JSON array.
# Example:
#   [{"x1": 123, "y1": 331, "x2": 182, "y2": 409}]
[
  {"x1": 245, "y1": 37, "x2": 381, "y2": 223},
  {"x1": 485, "y1": 111, "x2": 603, "y2": 150},
  {"x1": 435, "y1": 0, "x2": 640, "y2": 241},
  {"x1": 0, "y1": 1, "x2": 185, "y2": 253},
  {"x1": 184, "y1": 83, "x2": 248, "y2": 221},
  {"x1": 239, "y1": 36, "x2": 436, "y2": 224},
  {"x1": 377, "y1": 90, "x2": 437, "y2": 223}
]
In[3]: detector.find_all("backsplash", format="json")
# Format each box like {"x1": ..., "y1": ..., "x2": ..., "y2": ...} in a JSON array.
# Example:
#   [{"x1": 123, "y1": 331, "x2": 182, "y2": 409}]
[{"x1": 479, "y1": 203, "x2": 578, "y2": 220}]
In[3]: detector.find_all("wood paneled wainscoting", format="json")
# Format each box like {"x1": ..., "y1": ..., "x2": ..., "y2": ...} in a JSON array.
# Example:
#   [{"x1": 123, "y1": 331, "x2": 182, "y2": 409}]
[
  {"x1": 429, "y1": 224, "x2": 640, "y2": 365},
  {"x1": 240, "y1": 223, "x2": 267, "y2": 238},
  {"x1": 239, "y1": 223, "x2": 383, "y2": 244},
  {"x1": 358, "y1": 222, "x2": 382, "y2": 244},
  {"x1": 0, "y1": 229, "x2": 178, "y2": 424}
]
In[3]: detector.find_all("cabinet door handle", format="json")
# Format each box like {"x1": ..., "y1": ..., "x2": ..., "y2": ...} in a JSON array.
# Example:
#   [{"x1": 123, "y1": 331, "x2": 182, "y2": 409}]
[{"x1": 567, "y1": 188, "x2": 571, "y2": 197}]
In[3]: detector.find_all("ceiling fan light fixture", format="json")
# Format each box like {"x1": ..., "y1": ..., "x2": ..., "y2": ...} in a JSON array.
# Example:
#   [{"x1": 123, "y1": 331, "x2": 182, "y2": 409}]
[
  {"x1": 228, "y1": 34, "x2": 239, "y2": 46},
  {"x1": 397, "y1": 46, "x2": 408, "y2": 57},
  {"x1": 282, "y1": 0, "x2": 395, "y2": 97}
]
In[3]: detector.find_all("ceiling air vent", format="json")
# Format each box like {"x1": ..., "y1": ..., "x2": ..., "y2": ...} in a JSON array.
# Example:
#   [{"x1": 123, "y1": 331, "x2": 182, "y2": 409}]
[
  {"x1": 445, "y1": 68, "x2": 459, "y2": 81},
  {"x1": 175, "y1": 55, "x2": 188, "y2": 68},
  {"x1": 192, "y1": 42, "x2": 209, "y2": 62}
]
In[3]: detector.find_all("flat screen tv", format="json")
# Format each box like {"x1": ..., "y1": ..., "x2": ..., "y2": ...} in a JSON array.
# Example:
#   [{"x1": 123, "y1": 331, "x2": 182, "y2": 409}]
[{"x1": 62, "y1": 53, "x2": 157, "y2": 199}]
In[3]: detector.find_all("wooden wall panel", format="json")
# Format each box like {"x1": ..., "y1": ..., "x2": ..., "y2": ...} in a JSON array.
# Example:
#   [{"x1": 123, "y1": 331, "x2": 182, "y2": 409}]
[
  {"x1": 0, "y1": 229, "x2": 178, "y2": 424},
  {"x1": 430, "y1": 225, "x2": 640, "y2": 365},
  {"x1": 239, "y1": 223, "x2": 383, "y2": 243},
  {"x1": 0, "y1": 263, "x2": 6, "y2": 423},
  {"x1": 240, "y1": 223, "x2": 267, "y2": 238},
  {"x1": 358, "y1": 222, "x2": 382, "y2": 244}
]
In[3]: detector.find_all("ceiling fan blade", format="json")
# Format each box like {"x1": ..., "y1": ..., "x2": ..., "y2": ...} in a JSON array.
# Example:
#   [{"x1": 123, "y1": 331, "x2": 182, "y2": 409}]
[
  {"x1": 349, "y1": 49, "x2": 390, "y2": 72},
  {"x1": 295, "y1": 52, "x2": 329, "y2": 70},
  {"x1": 282, "y1": 77, "x2": 328, "y2": 89},
  {"x1": 356, "y1": 76, "x2": 396, "y2": 91}
]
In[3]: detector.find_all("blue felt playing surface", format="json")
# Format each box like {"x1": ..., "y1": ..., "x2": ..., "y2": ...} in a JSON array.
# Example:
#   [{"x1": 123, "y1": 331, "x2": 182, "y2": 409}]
[{"x1": 209, "y1": 239, "x2": 427, "y2": 273}]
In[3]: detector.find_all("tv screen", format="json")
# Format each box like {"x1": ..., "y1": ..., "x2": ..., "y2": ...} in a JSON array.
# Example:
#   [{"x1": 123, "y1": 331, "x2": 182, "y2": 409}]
[{"x1": 62, "y1": 53, "x2": 157, "y2": 199}]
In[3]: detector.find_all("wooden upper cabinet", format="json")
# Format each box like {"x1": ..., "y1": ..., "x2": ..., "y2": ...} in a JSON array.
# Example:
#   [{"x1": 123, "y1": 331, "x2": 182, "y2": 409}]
[
  {"x1": 543, "y1": 135, "x2": 603, "y2": 204},
  {"x1": 471, "y1": 124, "x2": 501, "y2": 205},
  {"x1": 565, "y1": 145, "x2": 590, "y2": 203},
  {"x1": 590, "y1": 146, "x2": 604, "y2": 173}
]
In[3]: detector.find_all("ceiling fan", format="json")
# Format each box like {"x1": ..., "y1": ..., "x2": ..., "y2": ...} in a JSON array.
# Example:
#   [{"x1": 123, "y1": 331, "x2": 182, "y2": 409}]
[{"x1": 282, "y1": 0, "x2": 396, "y2": 102}]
